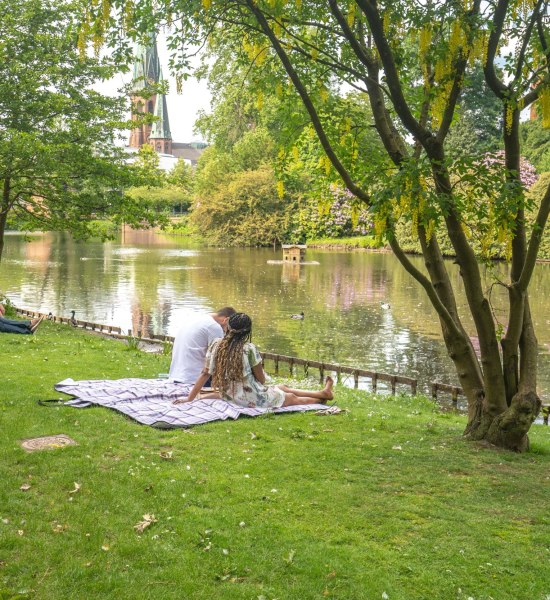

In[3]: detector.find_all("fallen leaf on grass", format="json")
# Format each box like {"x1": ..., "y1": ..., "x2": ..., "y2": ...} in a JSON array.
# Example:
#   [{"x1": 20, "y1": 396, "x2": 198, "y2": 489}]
[
  {"x1": 20, "y1": 483, "x2": 31, "y2": 492},
  {"x1": 134, "y1": 514, "x2": 158, "y2": 534},
  {"x1": 68, "y1": 482, "x2": 81, "y2": 495},
  {"x1": 284, "y1": 549, "x2": 296, "y2": 565},
  {"x1": 392, "y1": 445, "x2": 402, "y2": 451},
  {"x1": 159, "y1": 451, "x2": 173, "y2": 460},
  {"x1": 17, "y1": 530, "x2": 24, "y2": 536}
]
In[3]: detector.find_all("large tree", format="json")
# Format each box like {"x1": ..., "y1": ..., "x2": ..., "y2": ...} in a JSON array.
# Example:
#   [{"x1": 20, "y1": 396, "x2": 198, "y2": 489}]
[
  {"x1": 95, "y1": 0, "x2": 550, "y2": 450},
  {"x1": 0, "y1": 0, "x2": 161, "y2": 262}
]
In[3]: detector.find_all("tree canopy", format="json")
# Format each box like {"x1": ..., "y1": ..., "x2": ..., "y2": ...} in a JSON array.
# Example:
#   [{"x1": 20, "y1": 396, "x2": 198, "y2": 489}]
[
  {"x1": 90, "y1": 0, "x2": 549, "y2": 450},
  {"x1": 0, "y1": 0, "x2": 163, "y2": 261}
]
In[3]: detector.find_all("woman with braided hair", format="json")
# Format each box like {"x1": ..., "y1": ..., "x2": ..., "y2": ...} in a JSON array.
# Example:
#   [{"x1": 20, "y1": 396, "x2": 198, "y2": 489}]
[{"x1": 174, "y1": 312, "x2": 334, "y2": 408}]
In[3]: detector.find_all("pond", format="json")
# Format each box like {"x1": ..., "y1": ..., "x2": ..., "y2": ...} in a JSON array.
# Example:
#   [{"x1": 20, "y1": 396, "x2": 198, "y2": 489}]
[{"x1": 1, "y1": 229, "x2": 549, "y2": 401}]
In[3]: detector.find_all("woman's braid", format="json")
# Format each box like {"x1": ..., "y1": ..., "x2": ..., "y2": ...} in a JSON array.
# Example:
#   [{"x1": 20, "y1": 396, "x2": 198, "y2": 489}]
[{"x1": 212, "y1": 313, "x2": 252, "y2": 397}]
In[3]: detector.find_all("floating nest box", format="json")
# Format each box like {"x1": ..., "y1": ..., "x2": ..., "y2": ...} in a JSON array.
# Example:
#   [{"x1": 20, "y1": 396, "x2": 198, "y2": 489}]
[{"x1": 282, "y1": 244, "x2": 307, "y2": 263}]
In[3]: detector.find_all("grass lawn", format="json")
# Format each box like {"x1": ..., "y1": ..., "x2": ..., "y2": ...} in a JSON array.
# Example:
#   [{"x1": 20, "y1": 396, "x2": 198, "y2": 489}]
[{"x1": 1, "y1": 321, "x2": 549, "y2": 600}]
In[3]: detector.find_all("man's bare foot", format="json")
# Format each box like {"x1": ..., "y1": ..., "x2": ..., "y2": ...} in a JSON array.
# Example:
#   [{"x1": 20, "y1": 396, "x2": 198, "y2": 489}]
[
  {"x1": 30, "y1": 315, "x2": 44, "y2": 333},
  {"x1": 320, "y1": 376, "x2": 334, "y2": 401}
]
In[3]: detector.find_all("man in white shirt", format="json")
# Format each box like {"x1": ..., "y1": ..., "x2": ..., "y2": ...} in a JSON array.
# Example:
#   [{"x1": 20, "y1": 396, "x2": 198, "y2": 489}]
[{"x1": 169, "y1": 307, "x2": 236, "y2": 385}]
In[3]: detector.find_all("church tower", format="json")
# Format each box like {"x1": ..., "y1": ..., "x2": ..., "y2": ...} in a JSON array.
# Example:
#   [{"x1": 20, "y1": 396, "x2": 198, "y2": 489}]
[
  {"x1": 128, "y1": 34, "x2": 172, "y2": 153},
  {"x1": 149, "y1": 73, "x2": 172, "y2": 154}
]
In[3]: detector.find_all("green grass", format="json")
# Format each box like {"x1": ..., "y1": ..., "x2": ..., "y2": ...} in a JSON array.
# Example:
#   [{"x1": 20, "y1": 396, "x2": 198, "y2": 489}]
[
  {"x1": 307, "y1": 236, "x2": 381, "y2": 249},
  {"x1": 1, "y1": 322, "x2": 550, "y2": 599}
]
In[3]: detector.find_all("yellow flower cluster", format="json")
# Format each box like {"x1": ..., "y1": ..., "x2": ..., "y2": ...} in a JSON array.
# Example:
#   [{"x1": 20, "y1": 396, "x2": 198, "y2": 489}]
[
  {"x1": 348, "y1": 3, "x2": 356, "y2": 28},
  {"x1": 539, "y1": 87, "x2": 550, "y2": 128}
]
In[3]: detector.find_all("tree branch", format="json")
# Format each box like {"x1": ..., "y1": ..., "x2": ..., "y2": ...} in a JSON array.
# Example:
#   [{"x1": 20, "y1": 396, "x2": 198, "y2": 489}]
[
  {"x1": 244, "y1": 0, "x2": 370, "y2": 202},
  {"x1": 517, "y1": 180, "x2": 550, "y2": 292}
]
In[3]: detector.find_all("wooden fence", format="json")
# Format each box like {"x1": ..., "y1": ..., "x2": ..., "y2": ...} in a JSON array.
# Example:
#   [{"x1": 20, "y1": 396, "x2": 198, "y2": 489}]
[{"x1": 18, "y1": 306, "x2": 549, "y2": 416}]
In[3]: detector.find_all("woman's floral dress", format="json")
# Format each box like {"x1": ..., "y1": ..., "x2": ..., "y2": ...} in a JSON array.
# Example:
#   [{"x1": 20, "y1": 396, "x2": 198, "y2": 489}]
[{"x1": 205, "y1": 340, "x2": 285, "y2": 408}]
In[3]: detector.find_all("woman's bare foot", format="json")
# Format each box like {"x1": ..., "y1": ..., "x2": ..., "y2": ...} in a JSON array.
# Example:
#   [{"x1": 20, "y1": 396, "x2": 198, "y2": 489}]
[{"x1": 320, "y1": 376, "x2": 334, "y2": 401}]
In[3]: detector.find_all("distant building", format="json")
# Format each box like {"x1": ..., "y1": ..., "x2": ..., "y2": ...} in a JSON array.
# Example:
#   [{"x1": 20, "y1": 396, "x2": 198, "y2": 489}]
[{"x1": 127, "y1": 34, "x2": 206, "y2": 168}]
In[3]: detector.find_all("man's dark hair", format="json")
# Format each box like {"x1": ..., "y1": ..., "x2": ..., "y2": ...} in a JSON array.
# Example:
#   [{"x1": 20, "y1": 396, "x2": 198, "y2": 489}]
[{"x1": 216, "y1": 307, "x2": 237, "y2": 318}]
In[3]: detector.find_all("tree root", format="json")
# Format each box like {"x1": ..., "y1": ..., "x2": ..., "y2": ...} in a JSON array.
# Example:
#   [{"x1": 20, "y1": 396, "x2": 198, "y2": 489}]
[{"x1": 465, "y1": 391, "x2": 541, "y2": 452}]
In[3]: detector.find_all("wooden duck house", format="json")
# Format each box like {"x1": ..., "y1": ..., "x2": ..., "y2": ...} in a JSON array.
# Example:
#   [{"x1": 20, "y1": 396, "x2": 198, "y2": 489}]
[{"x1": 282, "y1": 244, "x2": 307, "y2": 263}]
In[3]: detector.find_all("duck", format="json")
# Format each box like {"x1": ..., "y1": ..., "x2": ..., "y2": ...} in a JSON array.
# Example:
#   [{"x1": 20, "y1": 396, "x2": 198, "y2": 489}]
[
  {"x1": 69, "y1": 310, "x2": 78, "y2": 327},
  {"x1": 380, "y1": 301, "x2": 391, "y2": 310},
  {"x1": 47, "y1": 312, "x2": 54, "y2": 321},
  {"x1": 290, "y1": 311, "x2": 305, "y2": 320}
]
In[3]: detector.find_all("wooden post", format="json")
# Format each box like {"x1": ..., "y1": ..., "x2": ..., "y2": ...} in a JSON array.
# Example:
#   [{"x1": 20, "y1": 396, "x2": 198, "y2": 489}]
[
  {"x1": 289, "y1": 357, "x2": 294, "y2": 376},
  {"x1": 452, "y1": 387, "x2": 459, "y2": 404},
  {"x1": 391, "y1": 376, "x2": 397, "y2": 395},
  {"x1": 274, "y1": 356, "x2": 279, "y2": 375},
  {"x1": 336, "y1": 367, "x2": 342, "y2": 384},
  {"x1": 431, "y1": 383, "x2": 438, "y2": 400},
  {"x1": 411, "y1": 380, "x2": 417, "y2": 395},
  {"x1": 319, "y1": 364, "x2": 325, "y2": 384},
  {"x1": 304, "y1": 361, "x2": 309, "y2": 377},
  {"x1": 372, "y1": 373, "x2": 378, "y2": 393},
  {"x1": 353, "y1": 370, "x2": 359, "y2": 389}
]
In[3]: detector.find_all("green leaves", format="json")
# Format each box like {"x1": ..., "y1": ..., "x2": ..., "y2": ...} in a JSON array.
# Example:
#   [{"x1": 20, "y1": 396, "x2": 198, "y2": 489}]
[{"x1": 0, "y1": 0, "x2": 161, "y2": 258}]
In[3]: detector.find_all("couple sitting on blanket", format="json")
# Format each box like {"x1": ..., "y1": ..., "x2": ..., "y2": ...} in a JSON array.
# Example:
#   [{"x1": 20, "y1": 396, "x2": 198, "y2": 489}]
[{"x1": 171, "y1": 311, "x2": 334, "y2": 409}]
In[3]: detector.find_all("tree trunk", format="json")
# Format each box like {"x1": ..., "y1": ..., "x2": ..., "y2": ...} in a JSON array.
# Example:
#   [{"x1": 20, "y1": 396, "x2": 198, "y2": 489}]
[{"x1": 0, "y1": 178, "x2": 11, "y2": 263}]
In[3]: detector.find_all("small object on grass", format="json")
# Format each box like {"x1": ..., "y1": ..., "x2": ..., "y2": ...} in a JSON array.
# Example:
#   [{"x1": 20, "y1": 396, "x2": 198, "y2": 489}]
[
  {"x1": 69, "y1": 310, "x2": 77, "y2": 327},
  {"x1": 68, "y1": 482, "x2": 81, "y2": 495},
  {"x1": 20, "y1": 434, "x2": 77, "y2": 452},
  {"x1": 134, "y1": 514, "x2": 158, "y2": 534},
  {"x1": 290, "y1": 312, "x2": 305, "y2": 320},
  {"x1": 315, "y1": 406, "x2": 347, "y2": 416}
]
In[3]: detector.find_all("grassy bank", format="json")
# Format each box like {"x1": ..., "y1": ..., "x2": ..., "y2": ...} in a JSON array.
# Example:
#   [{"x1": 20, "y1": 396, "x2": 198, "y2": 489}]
[
  {"x1": 1, "y1": 323, "x2": 549, "y2": 600},
  {"x1": 307, "y1": 236, "x2": 380, "y2": 249}
]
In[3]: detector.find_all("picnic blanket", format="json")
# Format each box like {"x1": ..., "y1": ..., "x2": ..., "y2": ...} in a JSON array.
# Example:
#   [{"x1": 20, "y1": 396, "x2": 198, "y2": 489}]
[{"x1": 55, "y1": 378, "x2": 330, "y2": 429}]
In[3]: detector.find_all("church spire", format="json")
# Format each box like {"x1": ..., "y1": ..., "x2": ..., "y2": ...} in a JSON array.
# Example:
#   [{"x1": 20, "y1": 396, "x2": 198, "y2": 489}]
[
  {"x1": 128, "y1": 33, "x2": 172, "y2": 153},
  {"x1": 150, "y1": 74, "x2": 172, "y2": 154}
]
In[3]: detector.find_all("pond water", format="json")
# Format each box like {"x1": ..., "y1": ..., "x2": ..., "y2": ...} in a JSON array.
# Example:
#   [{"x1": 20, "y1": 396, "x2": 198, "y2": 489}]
[{"x1": 1, "y1": 229, "x2": 549, "y2": 401}]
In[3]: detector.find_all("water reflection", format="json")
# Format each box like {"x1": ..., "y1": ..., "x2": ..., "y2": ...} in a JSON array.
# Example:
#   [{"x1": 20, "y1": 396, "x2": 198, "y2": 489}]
[{"x1": 1, "y1": 229, "x2": 549, "y2": 399}]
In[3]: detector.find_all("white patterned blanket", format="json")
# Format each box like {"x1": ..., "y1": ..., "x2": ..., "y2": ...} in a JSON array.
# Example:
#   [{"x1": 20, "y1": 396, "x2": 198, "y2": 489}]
[{"x1": 55, "y1": 378, "x2": 329, "y2": 428}]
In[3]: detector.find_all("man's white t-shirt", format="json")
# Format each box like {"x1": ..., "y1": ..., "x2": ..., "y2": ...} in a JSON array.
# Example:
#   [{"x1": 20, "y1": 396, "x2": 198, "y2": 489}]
[{"x1": 169, "y1": 314, "x2": 223, "y2": 384}]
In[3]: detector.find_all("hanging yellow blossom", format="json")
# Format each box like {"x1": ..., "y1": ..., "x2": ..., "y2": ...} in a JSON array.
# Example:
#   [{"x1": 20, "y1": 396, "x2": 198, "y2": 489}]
[
  {"x1": 292, "y1": 146, "x2": 299, "y2": 161},
  {"x1": 425, "y1": 219, "x2": 435, "y2": 243},
  {"x1": 348, "y1": 3, "x2": 356, "y2": 27},
  {"x1": 202, "y1": 0, "x2": 211, "y2": 9},
  {"x1": 278, "y1": 147, "x2": 286, "y2": 160},
  {"x1": 411, "y1": 207, "x2": 419, "y2": 237},
  {"x1": 296, "y1": 0, "x2": 302, "y2": 7},
  {"x1": 256, "y1": 90, "x2": 263, "y2": 111},
  {"x1": 374, "y1": 215, "x2": 387, "y2": 241},
  {"x1": 276, "y1": 82, "x2": 283, "y2": 98},
  {"x1": 324, "y1": 155, "x2": 331, "y2": 175},
  {"x1": 539, "y1": 87, "x2": 550, "y2": 128},
  {"x1": 277, "y1": 180, "x2": 285, "y2": 199},
  {"x1": 102, "y1": 0, "x2": 110, "y2": 23},
  {"x1": 505, "y1": 102, "x2": 514, "y2": 134},
  {"x1": 319, "y1": 85, "x2": 329, "y2": 103},
  {"x1": 382, "y1": 12, "x2": 390, "y2": 34},
  {"x1": 419, "y1": 26, "x2": 432, "y2": 58},
  {"x1": 256, "y1": 46, "x2": 267, "y2": 66}
]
